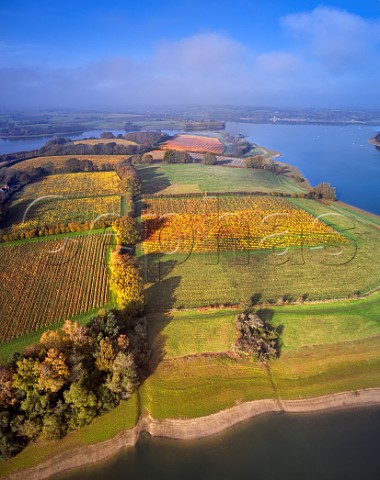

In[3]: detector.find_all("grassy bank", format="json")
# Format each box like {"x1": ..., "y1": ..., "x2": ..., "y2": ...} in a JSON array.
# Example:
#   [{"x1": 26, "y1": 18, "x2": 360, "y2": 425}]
[{"x1": 0, "y1": 394, "x2": 139, "y2": 478}]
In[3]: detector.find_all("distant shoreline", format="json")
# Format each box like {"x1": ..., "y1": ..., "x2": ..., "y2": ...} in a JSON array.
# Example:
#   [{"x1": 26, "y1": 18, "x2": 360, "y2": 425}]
[{"x1": 4, "y1": 388, "x2": 380, "y2": 480}]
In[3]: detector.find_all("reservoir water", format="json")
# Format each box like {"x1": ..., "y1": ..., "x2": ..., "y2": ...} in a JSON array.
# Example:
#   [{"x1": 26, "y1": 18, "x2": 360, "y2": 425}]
[
  {"x1": 227, "y1": 123, "x2": 380, "y2": 215},
  {"x1": 1, "y1": 124, "x2": 379, "y2": 214},
  {"x1": 59, "y1": 406, "x2": 380, "y2": 480}
]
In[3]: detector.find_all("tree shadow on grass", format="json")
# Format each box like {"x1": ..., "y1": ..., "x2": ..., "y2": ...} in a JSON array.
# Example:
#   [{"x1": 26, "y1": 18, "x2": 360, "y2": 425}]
[
  {"x1": 139, "y1": 254, "x2": 178, "y2": 284},
  {"x1": 144, "y1": 275, "x2": 182, "y2": 373},
  {"x1": 138, "y1": 165, "x2": 171, "y2": 195}
]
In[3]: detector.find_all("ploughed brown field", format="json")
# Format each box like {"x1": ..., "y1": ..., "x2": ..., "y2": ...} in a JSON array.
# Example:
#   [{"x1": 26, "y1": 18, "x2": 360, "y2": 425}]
[{"x1": 160, "y1": 134, "x2": 225, "y2": 154}]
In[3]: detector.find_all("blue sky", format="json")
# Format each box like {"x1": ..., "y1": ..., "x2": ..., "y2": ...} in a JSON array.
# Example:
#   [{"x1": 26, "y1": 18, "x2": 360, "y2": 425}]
[{"x1": 1, "y1": 0, "x2": 379, "y2": 109}]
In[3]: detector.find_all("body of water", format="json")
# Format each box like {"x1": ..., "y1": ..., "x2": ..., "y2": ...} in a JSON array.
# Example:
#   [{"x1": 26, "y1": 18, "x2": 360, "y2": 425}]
[
  {"x1": 60, "y1": 406, "x2": 380, "y2": 480},
  {"x1": 226, "y1": 122, "x2": 380, "y2": 215},
  {"x1": 0, "y1": 130, "x2": 127, "y2": 154}
]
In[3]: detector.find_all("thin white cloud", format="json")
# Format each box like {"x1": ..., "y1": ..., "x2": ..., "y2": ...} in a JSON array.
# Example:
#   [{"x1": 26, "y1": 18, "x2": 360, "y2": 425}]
[
  {"x1": 255, "y1": 51, "x2": 302, "y2": 74},
  {"x1": 154, "y1": 33, "x2": 248, "y2": 73},
  {"x1": 282, "y1": 7, "x2": 380, "y2": 72}
]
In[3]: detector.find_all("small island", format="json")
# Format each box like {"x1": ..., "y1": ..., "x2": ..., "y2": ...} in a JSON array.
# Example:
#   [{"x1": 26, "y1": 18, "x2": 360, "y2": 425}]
[{"x1": 369, "y1": 132, "x2": 380, "y2": 150}]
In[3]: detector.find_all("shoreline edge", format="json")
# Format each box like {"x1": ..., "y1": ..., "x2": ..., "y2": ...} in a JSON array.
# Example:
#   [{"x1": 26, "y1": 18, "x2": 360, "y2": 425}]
[{"x1": 3, "y1": 388, "x2": 380, "y2": 480}]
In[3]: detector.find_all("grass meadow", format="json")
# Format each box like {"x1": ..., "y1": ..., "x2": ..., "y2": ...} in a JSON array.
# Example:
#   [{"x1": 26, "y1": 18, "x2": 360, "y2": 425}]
[{"x1": 136, "y1": 164, "x2": 307, "y2": 195}]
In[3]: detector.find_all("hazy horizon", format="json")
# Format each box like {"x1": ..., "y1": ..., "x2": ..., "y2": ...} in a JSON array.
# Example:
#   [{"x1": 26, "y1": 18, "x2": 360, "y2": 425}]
[{"x1": 1, "y1": 0, "x2": 379, "y2": 110}]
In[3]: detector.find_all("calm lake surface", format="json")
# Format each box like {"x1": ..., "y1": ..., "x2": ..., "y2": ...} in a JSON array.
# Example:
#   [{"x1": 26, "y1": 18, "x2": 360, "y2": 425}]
[
  {"x1": 59, "y1": 407, "x2": 380, "y2": 480},
  {"x1": 1, "y1": 124, "x2": 379, "y2": 214},
  {"x1": 227, "y1": 122, "x2": 380, "y2": 215}
]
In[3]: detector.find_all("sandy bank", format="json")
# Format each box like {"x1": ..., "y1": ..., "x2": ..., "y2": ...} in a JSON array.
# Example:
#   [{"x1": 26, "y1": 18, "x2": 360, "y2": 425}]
[
  {"x1": 369, "y1": 137, "x2": 380, "y2": 147},
  {"x1": 4, "y1": 388, "x2": 380, "y2": 480}
]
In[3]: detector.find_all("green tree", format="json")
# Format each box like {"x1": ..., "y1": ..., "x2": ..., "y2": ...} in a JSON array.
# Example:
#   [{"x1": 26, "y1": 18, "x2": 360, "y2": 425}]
[
  {"x1": 163, "y1": 149, "x2": 174, "y2": 163},
  {"x1": 106, "y1": 352, "x2": 138, "y2": 398},
  {"x1": 41, "y1": 403, "x2": 68, "y2": 440},
  {"x1": 12, "y1": 358, "x2": 40, "y2": 395},
  {"x1": 0, "y1": 412, "x2": 25, "y2": 460},
  {"x1": 203, "y1": 152, "x2": 217, "y2": 165},
  {"x1": 64, "y1": 382, "x2": 99, "y2": 429},
  {"x1": 87, "y1": 311, "x2": 120, "y2": 341}
]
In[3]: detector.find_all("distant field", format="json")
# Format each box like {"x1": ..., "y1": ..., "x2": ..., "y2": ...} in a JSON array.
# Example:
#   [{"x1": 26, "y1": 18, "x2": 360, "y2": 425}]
[
  {"x1": 160, "y1": 134, "x2": 225, "y2": 154},
  {"x1": 148, "y1": 149, "x2": 245, "y2": 167},
  {"x1": 16, "y1": 171, "x2": 121, "y2": 200},
  {"x1": 12, "y1": 155, "x2": 127, "y2": 170},
  {"x1": 73, "y1": 138, "x2": 136, "y2": 146},
  {"x1": 136, "y1": 164, "x2": 306, "y2": 195},
  {"x1": 0, "y1": 234, "x2": 111, "y2": 342},
  {"x1": 141, "y1": 199, "x2": 380, "y2": 310}
]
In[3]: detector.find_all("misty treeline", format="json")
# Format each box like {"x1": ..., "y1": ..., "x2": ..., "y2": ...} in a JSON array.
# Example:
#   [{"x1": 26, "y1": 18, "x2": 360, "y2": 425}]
[{"x1": 0, "y1": 310, "x2": 149, "y2": 460}]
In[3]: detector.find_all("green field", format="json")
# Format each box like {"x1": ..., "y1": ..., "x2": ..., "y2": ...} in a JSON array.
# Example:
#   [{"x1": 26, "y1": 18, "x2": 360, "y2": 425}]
[
  {"x1": 147, "y1": 292, "x2": 380, "y2": 359},
  {"x1": 147, "y1": 309, "x2": 237, "y2": 359},
  {"x1": 136, "y1": 164, "x2": 306, "y2": 195},
  {"x1": 140, "y1": 337, "x2": 380, "y2": 420},
  {"x1": 141, "y1": 198, "x2": 380, "y2": 310}
]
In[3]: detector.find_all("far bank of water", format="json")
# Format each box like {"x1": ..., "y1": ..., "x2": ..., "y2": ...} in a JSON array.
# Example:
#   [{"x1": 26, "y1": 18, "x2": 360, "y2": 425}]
[
  {"x1": 0, "y1": 130, "x2": 126, "y2": 154},
  {"x1": 58, "y1": 406, "x2": 380, "y2": 480}
]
